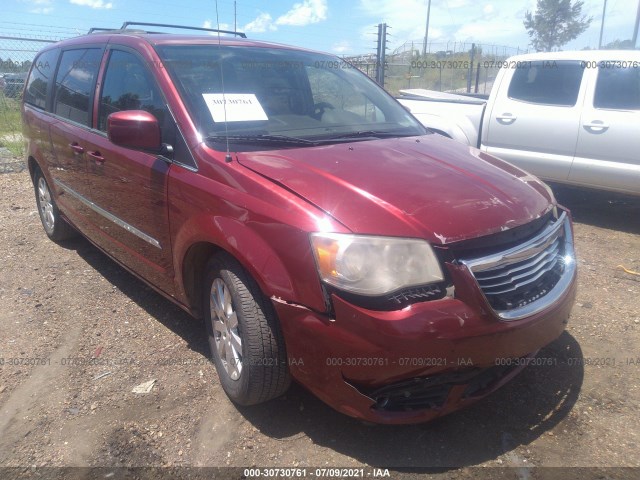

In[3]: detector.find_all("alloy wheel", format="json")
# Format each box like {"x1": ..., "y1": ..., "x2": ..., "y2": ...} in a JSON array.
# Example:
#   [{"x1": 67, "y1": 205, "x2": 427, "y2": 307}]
[
  {"x1": 37, "y1": 177, "x2": 55, "y2": 233},
  {"x1": 210, "y1": 278, "x2": 243, "y2": 380}
]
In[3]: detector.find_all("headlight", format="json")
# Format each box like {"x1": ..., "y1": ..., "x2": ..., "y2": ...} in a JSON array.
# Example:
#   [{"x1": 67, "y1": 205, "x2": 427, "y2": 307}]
[{"x1": 310, "y1": 233, "x2": 444, "y2": 296}]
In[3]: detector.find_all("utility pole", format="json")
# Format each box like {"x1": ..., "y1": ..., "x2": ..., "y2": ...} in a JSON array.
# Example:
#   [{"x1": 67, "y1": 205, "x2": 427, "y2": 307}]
[
  {"x1": 598, "y1": 0, "x2": 607, "y2": 48},
  {"x1": 234, "y1": 1, "x2": 237, "y2": 33},
  {"x1": 422, "y1": 0, "x2": 432, "y2": 57},
  {"x1": 375, "y1": 23, "x2": 389, "y2": 87},
  {"x1": 381, "y1": 23, "x2": 388, "y2": 88},
  {"x1": 633, "y1": 0, "x2": 640, "y2": 48}
]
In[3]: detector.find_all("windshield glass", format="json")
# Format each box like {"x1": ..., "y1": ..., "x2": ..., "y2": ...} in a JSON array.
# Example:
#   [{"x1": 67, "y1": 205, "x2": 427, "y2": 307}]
[{"x1": 155, "y1": 45, "x2": 426, "y2": 149}]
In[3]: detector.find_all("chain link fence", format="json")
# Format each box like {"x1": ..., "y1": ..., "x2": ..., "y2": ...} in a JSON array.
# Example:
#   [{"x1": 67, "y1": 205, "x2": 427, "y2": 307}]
[
  {"x1": 1, "y1": 35, "x2": 60, "y2": 171},
  {"x1": 348, "y1": 41, "x2": 531, "y2": 96}
]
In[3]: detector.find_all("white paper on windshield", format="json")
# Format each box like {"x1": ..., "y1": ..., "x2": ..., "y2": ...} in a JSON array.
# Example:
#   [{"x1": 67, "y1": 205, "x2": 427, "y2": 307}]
[{"x1": 202, "y1": 93, "x2": 268, "y2": 122}]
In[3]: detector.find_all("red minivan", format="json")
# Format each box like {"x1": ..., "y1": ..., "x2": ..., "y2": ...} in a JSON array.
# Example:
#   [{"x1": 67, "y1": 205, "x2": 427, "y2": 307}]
[{"x1": 22, "y1": 23, "x2": 577, "y2": 424}]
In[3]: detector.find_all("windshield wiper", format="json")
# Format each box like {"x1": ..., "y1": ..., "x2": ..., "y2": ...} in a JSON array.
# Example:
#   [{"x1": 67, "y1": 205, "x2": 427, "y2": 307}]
[
  {"x1": 314, "y1": 130, "x2": 416, "y2": 142},
  {"x1": 205, "y1": 134, "x2": 317, "y2": 147}
]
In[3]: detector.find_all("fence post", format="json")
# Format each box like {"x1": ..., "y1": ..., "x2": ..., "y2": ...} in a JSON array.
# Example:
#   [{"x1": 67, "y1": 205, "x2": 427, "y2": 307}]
[
  {"x1": 380, "y1": 23, "x2": 387, "y2": 89},
  {"x1": 466, "y1": 43, "x2": 476, "y2": 93},
  {"x1": 375, "y1": 23, "x2": 382, "y2": 85}
]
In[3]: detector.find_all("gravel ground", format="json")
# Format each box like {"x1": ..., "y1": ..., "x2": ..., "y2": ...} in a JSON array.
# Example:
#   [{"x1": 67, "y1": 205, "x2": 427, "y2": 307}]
[
  {"x1": 0, "y1": 150, "x2": 26, "y2": 174},
  {"x1": 0, "y1": 171, "x2": 639, "y2": 479}
]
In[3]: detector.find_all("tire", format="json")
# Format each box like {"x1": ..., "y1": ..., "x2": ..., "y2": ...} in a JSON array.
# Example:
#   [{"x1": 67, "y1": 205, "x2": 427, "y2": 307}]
[
  {"x1": 203, "y1": 253, "x2": 291, "y2": 405},
  {"x1": 33, "y1": 169, "x2": 76, "y2": 242}
]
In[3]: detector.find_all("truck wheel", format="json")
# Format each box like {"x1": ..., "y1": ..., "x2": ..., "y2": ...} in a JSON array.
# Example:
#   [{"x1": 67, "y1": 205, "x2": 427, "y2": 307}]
[
  {"x1": 203, "y1": 253, "x2": 291, "y2": 405},
  {"x1": 34, "y1": 169, "x2": 76, "y2": 242}
]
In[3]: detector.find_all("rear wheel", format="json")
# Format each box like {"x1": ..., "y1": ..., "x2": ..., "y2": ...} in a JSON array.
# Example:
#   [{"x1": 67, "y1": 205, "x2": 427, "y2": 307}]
[
  {"x1": 33, "y1": 169, "x2": 76, "y2": 242},
  {"x1": 204, "y1": 253, "x2": 290, "y2": 405}
]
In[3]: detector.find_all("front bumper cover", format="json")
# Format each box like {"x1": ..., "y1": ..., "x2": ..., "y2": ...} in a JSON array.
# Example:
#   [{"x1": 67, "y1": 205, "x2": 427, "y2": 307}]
[{"x1": 273, "y1": 255, "x2": 576, "y2": 424}]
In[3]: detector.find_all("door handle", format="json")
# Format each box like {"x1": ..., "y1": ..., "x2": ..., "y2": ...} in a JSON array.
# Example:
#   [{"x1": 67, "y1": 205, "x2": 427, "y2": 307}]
[
  {"x1": 87, "y1": 151, "x2": 105, "y2": 164},
  {"x1": 583, "y1": 121, "x2": 609, "y2": 133},
  {"x1": 69, "y1": 143, "x2": 84, "y2": 154},
  {"x1": 496, "y1": 113, "x2": 517, "y2": 124}
]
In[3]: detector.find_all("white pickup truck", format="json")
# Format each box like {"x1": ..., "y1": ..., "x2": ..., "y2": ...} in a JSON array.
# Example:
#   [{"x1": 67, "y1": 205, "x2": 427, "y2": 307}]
[{"x1": 397, "y1": 50, "x2": 640, "y2": 196}]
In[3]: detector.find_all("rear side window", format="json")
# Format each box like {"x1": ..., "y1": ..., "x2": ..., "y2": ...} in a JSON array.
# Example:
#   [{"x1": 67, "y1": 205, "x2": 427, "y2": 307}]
[
  {"x1": 98, "y1": 50, "x2": 167, "y2": 131},
  {"x1": 594, "y1": 65, "x2": 640, "y2": 110},
  {"x1": 508, "y1": 61, "x2": 584, "y2": 106},
  {"x1": 53, "y1": 48, "x2": 102, "y2": 125},
  {"x1": 24, "y1": 49, "x2": 59, "y2": 109}
]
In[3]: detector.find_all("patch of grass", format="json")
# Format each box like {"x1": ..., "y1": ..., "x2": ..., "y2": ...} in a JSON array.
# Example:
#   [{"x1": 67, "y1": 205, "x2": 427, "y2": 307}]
[{"x1": 0, "y1": 93, "x2": 24, "y2": 157}]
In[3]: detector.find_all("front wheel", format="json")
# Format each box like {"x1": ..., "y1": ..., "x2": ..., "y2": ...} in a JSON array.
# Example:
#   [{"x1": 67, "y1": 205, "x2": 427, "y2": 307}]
[
  {"x1": 203, "y1": 253, "x2": 291, "y2": 405},
  {"x1": 33, "y1": 169, "x2": 76, "y2": 242}
]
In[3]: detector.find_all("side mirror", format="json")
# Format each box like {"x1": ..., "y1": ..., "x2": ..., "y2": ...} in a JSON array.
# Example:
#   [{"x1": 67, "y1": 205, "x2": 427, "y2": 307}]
[{"x1": 107, "y1": 110, "x2": 161, "y2": 151}]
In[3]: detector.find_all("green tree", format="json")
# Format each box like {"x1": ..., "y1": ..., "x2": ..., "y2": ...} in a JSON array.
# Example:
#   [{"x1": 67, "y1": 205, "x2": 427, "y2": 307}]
[
  {"x1": 524, "y1": 0, "x2": 592, "y2": 52},
  {"x1": 603, "y1": 39, "x2": 635, "y2": 50}
]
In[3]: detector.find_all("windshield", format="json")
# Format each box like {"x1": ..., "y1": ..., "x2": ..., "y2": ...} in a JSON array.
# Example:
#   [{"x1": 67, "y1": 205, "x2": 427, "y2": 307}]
[{"x1": 155, "y1": 45, "x2": 426, "y2": 149}]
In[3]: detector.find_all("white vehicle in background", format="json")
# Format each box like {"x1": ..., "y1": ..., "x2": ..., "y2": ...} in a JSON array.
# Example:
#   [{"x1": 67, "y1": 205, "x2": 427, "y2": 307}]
[{"x1": 398, "y1": 50, "x2": 640, "y2": 196}]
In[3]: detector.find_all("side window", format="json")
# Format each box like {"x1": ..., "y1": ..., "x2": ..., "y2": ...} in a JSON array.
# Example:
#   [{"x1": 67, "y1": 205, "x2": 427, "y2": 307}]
[
  {"x1": 594, "y1": 65, "x2": 640, "y2": 110},
  {"x1": 24, "y1": 49, "x2": 59, "y2": 109},
  {"x1": 53, "y1": 48, "x2": 102, "y2": 125},
  {"x1": 508, "y1": 61, "x2": 584, "y2": 107},
  {"x1": 98, "y1": 50, "x2": 167, "y2": 131},
  {"x1": 305, "y1": 66, "x2": 386, "y2": 123}
]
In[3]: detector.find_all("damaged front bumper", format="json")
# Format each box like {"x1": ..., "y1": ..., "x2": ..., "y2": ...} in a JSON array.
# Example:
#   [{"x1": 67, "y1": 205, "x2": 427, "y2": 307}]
[{"x1": 272, "y1": 213, "x2": 577, "y2": 424}]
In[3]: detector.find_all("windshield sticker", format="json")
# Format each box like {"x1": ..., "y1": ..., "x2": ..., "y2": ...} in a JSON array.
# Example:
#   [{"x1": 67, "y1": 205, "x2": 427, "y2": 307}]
[{"x1": 202, "y1": 93, "x2": 268, "y2": 122}]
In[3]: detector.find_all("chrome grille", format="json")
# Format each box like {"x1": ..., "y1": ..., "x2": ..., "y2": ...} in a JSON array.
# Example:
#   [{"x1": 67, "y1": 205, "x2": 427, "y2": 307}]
[{"x1": 461, "y1": 212, "x2": 575, "y2": 321}]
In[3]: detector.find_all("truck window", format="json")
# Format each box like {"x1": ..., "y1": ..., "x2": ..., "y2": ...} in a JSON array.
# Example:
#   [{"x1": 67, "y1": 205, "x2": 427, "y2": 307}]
[
  {"x1": 594, "y1": 65, "x2": 640, "y2": 110},
  {"x1": 508, "y1": 61, "x2": 583, "y2": 107},
  {"x1": 24, "y1": 49, "x2": 59, "y2": 110},
  {"x1": 53, "y1": 48, "x2": 102, "y2": 126}
]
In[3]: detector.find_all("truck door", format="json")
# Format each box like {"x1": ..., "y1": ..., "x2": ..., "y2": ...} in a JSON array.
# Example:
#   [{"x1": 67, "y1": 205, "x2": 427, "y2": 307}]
[
  {"x1": 483, "y1": 61, "x2": 585, "y2": 182},
  {"x1": 570, "y1": 62, "x2": 640, "y2": 195}
]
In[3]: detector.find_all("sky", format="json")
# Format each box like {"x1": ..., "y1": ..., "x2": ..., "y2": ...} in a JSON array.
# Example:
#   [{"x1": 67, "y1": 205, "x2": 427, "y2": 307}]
[{"x1": 1, "y1": 0, "x2": 637, "y2": 56}]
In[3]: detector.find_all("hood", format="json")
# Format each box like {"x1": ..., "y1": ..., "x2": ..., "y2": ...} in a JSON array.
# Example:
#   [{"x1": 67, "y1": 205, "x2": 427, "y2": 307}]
[{"x1": 237, "y1": 134, "x2": 554, "y2": 244}]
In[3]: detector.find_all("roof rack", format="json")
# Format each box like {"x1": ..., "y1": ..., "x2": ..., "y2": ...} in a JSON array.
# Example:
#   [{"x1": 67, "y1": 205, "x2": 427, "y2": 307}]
[
  {"x1": 88, "y1": 27, "x2": 163, "y2": 34},
  {"x1": 119, "y1": 21, "x2": 247, "y2": 38}
]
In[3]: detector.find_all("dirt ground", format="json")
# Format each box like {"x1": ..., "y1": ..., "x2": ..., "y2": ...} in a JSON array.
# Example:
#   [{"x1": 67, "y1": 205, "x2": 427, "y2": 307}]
[{"x1": 0, "y1": 170, "x2": 639, "y2": 479}]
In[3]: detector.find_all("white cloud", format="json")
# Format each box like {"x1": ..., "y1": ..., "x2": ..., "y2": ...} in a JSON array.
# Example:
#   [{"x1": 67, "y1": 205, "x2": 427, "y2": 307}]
[
  {"x1": 357, "y1": 0, "x2": 533, "y2": 50},
  {"x1": 69, "y1": 0, "x2": 113, "y2": 9},
  {"x1": 454, "y1": 18, "x2": 521, "y2": 41},
  {"x1": 203, "y1": 20, "x2": 231, "y2": 32},
  {"x1": 243, "y1": 0, "x2": 328, "y2": 32},
  {"x1": 30, "y1": 7, "x2": 53, "y2": 13},
  {"x1": 24, "y1": 0, "x2": 53, "y2": 13},
  {"x1": 244, "y1": 13, "x2": 277, "y2": 33},
  {"x1": 332, "y1": 40, "x2": 352, "y2": 53},
  {"x1": 447, "y1": 0, "x2": 470, "y2": 8},
  {"x1": 358, "y1": 0, "x2": 445, "y2": 46},
  {"x1": 276, "y1": 0, "x2": 328, "y2": 26}
]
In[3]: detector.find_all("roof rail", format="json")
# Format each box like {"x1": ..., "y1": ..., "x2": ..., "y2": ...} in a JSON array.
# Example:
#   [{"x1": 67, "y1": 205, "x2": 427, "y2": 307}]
[
  {"x1": 87, "y1": 27, "x2": 113, "y2": 33},
  {"x1": 119, "y1": 21, "x2": 247, "y2": 38}
]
